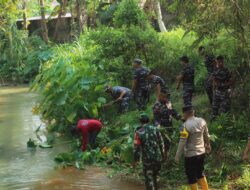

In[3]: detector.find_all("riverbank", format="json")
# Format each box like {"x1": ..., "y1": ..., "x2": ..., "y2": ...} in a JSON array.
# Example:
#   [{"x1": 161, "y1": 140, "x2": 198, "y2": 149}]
[{"x1": 0, "y1": 87, "x2": 144, "y2": 190}]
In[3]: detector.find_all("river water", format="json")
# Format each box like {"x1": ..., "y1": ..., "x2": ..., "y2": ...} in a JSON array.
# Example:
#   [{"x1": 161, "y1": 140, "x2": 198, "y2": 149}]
[{"x1": 0, "y1": 87, "x2": 144, "y2": 190}]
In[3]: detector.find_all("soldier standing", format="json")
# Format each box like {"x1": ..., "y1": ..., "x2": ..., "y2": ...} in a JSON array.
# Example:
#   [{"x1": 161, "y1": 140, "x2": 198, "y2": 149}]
[
  {"x1": 132, "y1": 59, "x2": 150, "y2": 110},
  {"x1": 153, "y1": 92, "x2": 181, "y2": 153},
  {"x1": 211, "y1": 56, "x2": 233, "y2": 120},
  {"x1": 175, "y1": 106, "x2": 211, "y2": 190},
  {"x1": 198, "y1": 46, "x2": 216, "y2": 105},
  {"x1": 176, "y1": 56, "x2": 195, "y2": 106},
  {"x1": 134, "y1": 113, "x2": 165, "y2": 190},
  {"x1": 147, "y1": 71, "x2": 170, "y2": 100},
  {"x1": 104, "y1": 85, "x2": 132, "y2": 113}
]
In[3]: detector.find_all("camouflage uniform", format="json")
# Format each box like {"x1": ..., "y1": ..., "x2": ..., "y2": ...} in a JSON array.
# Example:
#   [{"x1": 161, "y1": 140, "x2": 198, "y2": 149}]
[
  {"x1": 153, "y1": 101, "x2": 181, "y2": 151},
  {"x1": 181, "y1": 64, "x2": 195, "y2": 106},
  {"x1": 204, "y1": 55, "x2": 215, "y2": 105},
  {"x1": 211, "y1": 67, "x2": 232, "y2": 118},
  {"x1": 134, "y1": 124, "x2": 165, "y2": 190},
  {"x1": 151, "y1": 75, "x2": 170, "y2": 99},
  {"x1": 111, "y1": 86, "x2": 132, "y2": 112},
  {"x1": 133, "y1": 67, "x2": 150, "y2": 110}
]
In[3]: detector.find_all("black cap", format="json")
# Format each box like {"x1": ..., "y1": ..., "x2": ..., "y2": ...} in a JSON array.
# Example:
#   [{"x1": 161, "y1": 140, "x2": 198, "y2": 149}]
[
  {"x1": 182, "y1": 105, "x2": 194, "y2": 113},
  {"x1": 134, "y1": 58, "x2": 142, "y2": 64}
]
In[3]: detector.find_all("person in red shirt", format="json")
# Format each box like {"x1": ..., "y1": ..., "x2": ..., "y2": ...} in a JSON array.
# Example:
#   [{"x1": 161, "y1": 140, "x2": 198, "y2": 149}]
[{"x1": 72, "y1": 119, "x2": 103, "y2": 151}]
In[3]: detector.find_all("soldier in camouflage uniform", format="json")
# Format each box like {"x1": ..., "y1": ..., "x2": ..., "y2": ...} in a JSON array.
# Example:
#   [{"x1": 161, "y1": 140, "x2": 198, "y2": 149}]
[
  {"x1": 105, "y1": 85, "x2": 132, "y2": 113},
  {"x1": 177, "y1": 56, "x2": 195, "y2": 106},
  {"x1": 134, "y1": 113, "x2": 165, "y2": 190},
  {"x1": 153, "y1": 92, "x2": 181, "y2": 152},
  {"x1": 199, "y1": 46, "x2": 216, "y2": 105},
  {"x1": 147, "y1": 71, "x2": 171, "y2": 99},
  {"x1": 211, "y1": 56, "x2": 233, "y2": 119},
  {"x1": 132, "y1": 59, "x2": 150, "y2": 110}
]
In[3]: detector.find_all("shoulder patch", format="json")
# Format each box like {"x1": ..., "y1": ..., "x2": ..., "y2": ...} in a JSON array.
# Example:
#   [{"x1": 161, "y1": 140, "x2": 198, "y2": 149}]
[{"x1": 180, "y1": 127, "x2": 189, "y2": 139}]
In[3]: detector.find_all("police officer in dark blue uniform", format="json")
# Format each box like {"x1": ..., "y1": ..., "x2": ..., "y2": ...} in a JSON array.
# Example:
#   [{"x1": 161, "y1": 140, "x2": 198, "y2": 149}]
[
  {"x1": 199, "y1": 46, "x2": 216, "y2": 105},
  {"x1": 132, "y1": 59, "x2": 150, "y2": 110},
  {"x1": 176, "y1": 56, "x2": 195, "y2": 106},
  {"x1": 105, "y1": 85, "x2": 132, "y2": 113},
  {"x1": 211, "y1": 56, "x2": 233, "y2": 119}
]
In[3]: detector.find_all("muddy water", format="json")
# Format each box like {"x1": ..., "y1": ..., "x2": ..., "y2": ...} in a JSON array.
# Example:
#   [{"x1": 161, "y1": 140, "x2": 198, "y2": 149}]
[{"x1": 0, "y1": 87, "x2": 144, "y2": 190}]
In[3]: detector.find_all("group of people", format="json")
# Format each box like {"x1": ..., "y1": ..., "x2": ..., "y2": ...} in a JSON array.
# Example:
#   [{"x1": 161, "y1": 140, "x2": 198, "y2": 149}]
[{"x1": 71, "y1": 49, "x2": 249, "y2": 190}]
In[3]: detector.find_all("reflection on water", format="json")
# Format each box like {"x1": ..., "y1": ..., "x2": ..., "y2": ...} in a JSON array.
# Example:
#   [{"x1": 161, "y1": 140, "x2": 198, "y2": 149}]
[{"x1": 0, "y1": 87, "x2": 143, "y2": 190}]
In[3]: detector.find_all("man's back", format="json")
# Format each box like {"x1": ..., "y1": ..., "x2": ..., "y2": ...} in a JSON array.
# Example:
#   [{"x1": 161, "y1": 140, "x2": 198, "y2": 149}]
[
  {"x1": 182, "y1": 64, "x2": 195, "y2": 86},
  {"x1": 183, "y1": 117, "x2": 209, "y2": 157},
  {"x1": 134, "y1": 67, "x2": 150, "y2": 88},
  {"x1": 135, "y1": 124, "x2": 163, "y2": 163}
]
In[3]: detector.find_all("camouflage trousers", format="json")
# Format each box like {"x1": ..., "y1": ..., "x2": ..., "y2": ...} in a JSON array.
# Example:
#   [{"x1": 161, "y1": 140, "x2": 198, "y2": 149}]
[
  {"x1": 183, "y1": 86, "x2": 194, "y2": 106},
  {"x1": 205, "y1": 77, "x2": 213, "y2": 105},
  {"x1": 143, "y1": 161, "x2": 161, "y2": 190},
  {"x1": 211, "y1": 89, "x2": 230, "y2": 118},
  {"x1": 119, "y1": 96, "x2": 131, "y2": 113},
  {"x1": 135, "y1": 87, "x2": 149, "y2": 110}
]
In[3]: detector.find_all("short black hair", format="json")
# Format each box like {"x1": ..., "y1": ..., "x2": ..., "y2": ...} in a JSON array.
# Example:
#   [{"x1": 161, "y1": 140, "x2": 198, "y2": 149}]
[
  {"x1": 216, "y1": 55, "x2": 224, "y2": 62},
  {"x1": 198, "y1": 46, "x2": 205, "y2": 52},
  {"x1": 139, "y1": 113, "x2": 150, "y2": 124},
  {"x1": 180, "y1": 56, "x2": 189, "y2": 63},
  {"x1": 182, "y1": 105, "x2": 194, "y2": 113}
]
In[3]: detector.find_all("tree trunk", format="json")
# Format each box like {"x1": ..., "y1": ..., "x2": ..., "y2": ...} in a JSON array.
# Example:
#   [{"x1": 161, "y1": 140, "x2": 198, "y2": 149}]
[
  {"x1": 23, "y1": 0, "x2": 28, "y2": 30},
  {"x1": 53, "y1": 0, "x2": 68, "y2": 41},
  {"x1": 154, "y1": 0, "x2": 167, "y2": 32},
  {"x1": 76, "y1": 0, "x2": 87, "y2": 35},
  {"x1": 39, "y1": 0, "x2": 49, "y2": 43},
  {"x1": 140, "y1": 0, "x2": 167, "y2": 32}
]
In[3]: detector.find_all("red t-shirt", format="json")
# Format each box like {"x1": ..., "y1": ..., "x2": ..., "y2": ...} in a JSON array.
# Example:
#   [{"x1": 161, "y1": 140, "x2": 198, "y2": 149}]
[{"x1": 77, "y1": 119, "x2": 103, "y2": 151}]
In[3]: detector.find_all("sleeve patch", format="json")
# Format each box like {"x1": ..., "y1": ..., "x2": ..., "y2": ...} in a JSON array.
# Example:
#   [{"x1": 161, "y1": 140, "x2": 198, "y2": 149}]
[{"x1": 180, "y1": 127, "x2": 189, "y2": 139}]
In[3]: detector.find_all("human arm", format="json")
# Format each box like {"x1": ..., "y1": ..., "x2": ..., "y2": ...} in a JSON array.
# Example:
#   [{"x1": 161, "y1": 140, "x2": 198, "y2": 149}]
[
  {"x1": 133, "y1": 132, "x2": 142, "y2": 164},
  {"x1": 156, "y1": 130, "x2": 165, "y2": 161},
  {"x1": 172, "y1": 108, "x2": 181, "y2": 121},
  {"x1": 156, "y1": 84, "x2": 161, "y2": 99},
  {"x1": 175, "y1": 126, "x2": 188, "y2": 164},
  {"x1": 116, "y1": 90, "x2": 126, "y2": 101},
  {"x1": 203, "y1": 123, "x2": 211, "y2": 154},
  {"x1": 176, "y1": 74, "x2": 183, "y2": 90},
  {"x1": 132, "y1": 79, "x2": 137, "y2": 94},
  {"x1": 243, "y1": 137, "x2": 250, "y2": 161}
]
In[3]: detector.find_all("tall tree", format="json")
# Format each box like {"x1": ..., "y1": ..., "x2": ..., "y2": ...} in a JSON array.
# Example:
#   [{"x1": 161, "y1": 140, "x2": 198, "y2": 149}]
[
  {"x1": 53, "y1": 0, "x2": 68, "y2": 41},
  {"x1": 22, "y1": 0, "x2": 28, "y2": 30},
  {"x1": 76, "y1": 0, "x2": 87, "y2": 35},
  {"x1": 39, "y1": 0, "x2": 49, "y2": 43}
]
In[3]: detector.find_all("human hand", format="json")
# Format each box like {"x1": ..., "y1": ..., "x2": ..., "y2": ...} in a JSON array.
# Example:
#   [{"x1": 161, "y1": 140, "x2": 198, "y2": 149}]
[
  {"x1": 206, "y1": 144, "x2": 212, "y2": 154},
  {"x1": 175, "y1": 156, "x2": 180, "y2": 164},
  {"x1": 243, "y1": 154, "x2": 248, "y2": 162}
]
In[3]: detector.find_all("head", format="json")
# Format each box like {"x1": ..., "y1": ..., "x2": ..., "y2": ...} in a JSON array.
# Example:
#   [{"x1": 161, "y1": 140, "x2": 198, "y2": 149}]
[
  {"x1": 139, "y1": 113, "x2": 150, "y2": 124},
  {"x1": 180, "y1": 56, "x2": 189, "y2": 66},
  {"x1": 105, "y1": 85, "x2": 112, "y2": 93},
  {"x1": 182, "y1": 105, "x2": 195, "y2": 121},
  {"x1": 158, "y1": 92, "x2": 168, "y2": 104},
  {"x1": 70, "y1": 125, "x2": 80, "y2": 136},
  {"x1": 216, "y1": 55, "x2": 224, "y2": 68},
  {"x1": 133, "y1": 58, "x2": 142, "y2": 69},
  {"x1": 198, "y1": 46, "x2": 206, "y2": 56}
]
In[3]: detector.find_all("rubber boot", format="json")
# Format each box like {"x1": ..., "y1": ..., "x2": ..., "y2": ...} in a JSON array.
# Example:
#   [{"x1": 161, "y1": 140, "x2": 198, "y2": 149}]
[
  {"x1": 190, "y1": 183, "x2": 198, "y2": 190},
  {"x1": 198, "y1": 177, "x2": 209, "y2": 190}
]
